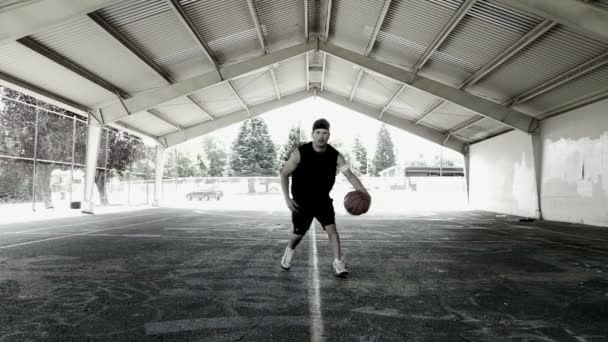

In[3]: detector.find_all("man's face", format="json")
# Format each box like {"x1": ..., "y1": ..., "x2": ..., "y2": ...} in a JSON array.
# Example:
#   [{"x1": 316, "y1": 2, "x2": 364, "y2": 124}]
[{"x1": 312, "y1": 128, "x2": 330, "y2": 147}]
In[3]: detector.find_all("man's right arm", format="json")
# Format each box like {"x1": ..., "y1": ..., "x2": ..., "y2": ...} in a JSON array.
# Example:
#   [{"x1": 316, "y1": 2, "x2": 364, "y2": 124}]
[{"x1": 280, "y1": 149, "x2": 300, "y2": 212}]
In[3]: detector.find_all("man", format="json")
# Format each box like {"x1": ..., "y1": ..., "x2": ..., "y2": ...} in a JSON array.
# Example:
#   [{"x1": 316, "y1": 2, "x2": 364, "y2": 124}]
[{"x1": 279, "y1": 118, "x2": 370, "y2": 276}]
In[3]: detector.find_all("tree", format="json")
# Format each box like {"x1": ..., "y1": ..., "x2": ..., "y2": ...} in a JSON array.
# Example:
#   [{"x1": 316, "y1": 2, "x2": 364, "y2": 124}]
[
  {"x1": 202, "y1": 137, "x2": 227, "y2": 177},
  {"x1": 196, "y1": 154, "x2": 208, "y2": 177},
  {"x1": 351, "y1": 137, "x2": 368, "y2": 175},
  {"x1": 371, "y1": 124, "x2": 396, "y2": 176},
  {"x1": 175, "y1": 151, "x2": 198, "y2": 177},
  {"x1": 279, "y1": 124, "x2": 306, "y2": 168},
  {"x1": 228, "y1": 118, "x2": 277, "y2": 192},
  {"x1": 330, "y1": 139, "x2": 351, "y2": 164}
]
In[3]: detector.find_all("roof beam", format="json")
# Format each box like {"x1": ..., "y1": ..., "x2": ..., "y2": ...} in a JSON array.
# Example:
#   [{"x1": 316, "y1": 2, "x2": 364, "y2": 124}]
[
  {"x1": 161, "y1": 90, "x2": 311, "y2": 146},
  {"x1": 324, "y1": 0, "x2": 333, "y2": 42},
  {"x1": 17, "y1": 37, "x2": 181, "y2": 131},
  {"x1": 539, "y1": 90, "x2": 608, "y2": 120},
  {"x1": 247, "y1": 0, "x2": 269, "y2": 54},
  {"x1": 380, "y1": 84, "x2": 405, "y2": 118},
  {"x1": 435, "y1": 19, "x2": 554, "y2": 134},
  {"x1": 305, "y1": 52, "x2": 310, "y2": 90},
  {"x1": 495, "y1": 0, "x2": 608, "y2": 41},
  {"x1": 365, "y1": 0, "x2": 392, "y2": 56},
  {"x1": 415, "y1": 102, "x2": 445, "y2": 124},
  {"x1": 508, "y1": 50, "x2": 608, "y2": 106},
  {"x1": 88, "y1": 13, "x2": 214, "y2": 122},
  {"x1": 269, "y1": 67, "x2": 281, "y2": 100},
  {"x1": 349, "y1": 69, "x2": 364, "y2": 101},
  {"x1": 0, "y1": 71, "x2": 90, "y2": 115},
  {"x1": 319, "y1": 91, "x2": 466, "y2": 153},
  {"x1": 411, "y1": 0, "x2": 476, "y2": 76},
  {"x1": 449, "y1": 116, "x2": 486, "y2": 135},
  {"x1": 0, "y1": 0, "x2": 124, "y2": 45},
  {"x1": 166, "y1": 0, "x2": 220, "y2": 69},
  {"x1": 98, "y1": 41, "x2": 315, "y2": 124},
  {"x1": 320, "y1": 41, "x2": 539, "y2": 133},
  {"x1": 320, "y1": 52, "x2": 328, "y2": 91},
  {"x1": 304, "y1": 0, "x2": 309, "y2": 40},
  {"x1": 227, "y1": 81, "x2": 248, "y2": 112}
]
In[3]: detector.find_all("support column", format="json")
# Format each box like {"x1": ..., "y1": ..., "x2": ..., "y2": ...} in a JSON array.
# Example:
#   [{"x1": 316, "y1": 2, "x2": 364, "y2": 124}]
[
  {"x1": 153, "y1": 144, "x2": 166, "y2": 207},
  {"x1": 531, "y1": 131, "x2": 543, "y2": 219},
  {"x1": 463, "y1": 145, "x2": 470, "y2": 206},
  {"x1": 82, "y1": 115, "x2": 102, "y2": 214}
]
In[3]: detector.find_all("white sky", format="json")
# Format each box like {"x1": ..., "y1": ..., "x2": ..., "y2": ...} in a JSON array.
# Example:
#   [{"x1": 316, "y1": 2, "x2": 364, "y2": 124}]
[{"x1": 174, "y1": 97, "x2": 463, "y2": 165}]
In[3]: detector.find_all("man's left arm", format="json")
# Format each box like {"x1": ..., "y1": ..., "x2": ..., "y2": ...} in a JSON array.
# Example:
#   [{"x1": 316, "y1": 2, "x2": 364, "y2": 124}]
[{"x1": 337, "y1": 154, "x2": 370, "y2": 197}]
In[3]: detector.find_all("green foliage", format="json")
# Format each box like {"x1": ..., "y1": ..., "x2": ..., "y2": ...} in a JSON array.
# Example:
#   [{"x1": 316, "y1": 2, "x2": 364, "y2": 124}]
[
  {"x1": 202, "y1": 137, "x2": 227, "y2": 177},
  {"x1": 228, "y1": 117, "x2": 277, "y2": 176},
  {"x1": 371, "y1": 124, "x2": 396, "y2": 176},
  {"x1": 279, "y1": 124, "x2": 306, "y2": 168},
  {"x1": 352, "y1": 136, "x2": 368, "y2": 175}
]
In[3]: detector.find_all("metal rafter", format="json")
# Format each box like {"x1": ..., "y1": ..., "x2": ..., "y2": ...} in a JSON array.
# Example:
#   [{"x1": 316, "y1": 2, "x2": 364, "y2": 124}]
[
  {"x1": 166, "y1": 0, "x2": 220, "y2": 69},
  {"x1": 88, "y1": 13, "x2": 215, "y2": 123},
  {"x1": 305, "y1": 52, "x2": 310, "y2": 90},
  {"x1": 269, "y1": 67, "x2": 281, "y2": 100},
  {"x1": 495, "y1": 0, "x2": 608, "y2": 41},
  {"x1": 247, "y1": 0, "x2": 269, "y2": 54},
  {"x1": 324, "y1": 0, "x2": 333, "y2": 42},
  {"x1": 420, "y1": 19, "x2": 555, "y2": 130},
  {"x1": 320, "y1": 52, "x2": 327, "y2": 91},
  {"x1": 162, "y1": 90, "x2": 310, "y2": 146},
  {"x1": 304, "y1": 0, "x2": 309, "y2": 40},
  {"x1": 365, "y1": 0, "x2": 392, "y2": 56},
  {"x1": 321, "y1": 41, "x2": 539, "y2": 133},
  {"x1": 411, "y1": 0, "x2": 477, "y2": 76},
  {"x1": 508, "y1": 50, "x2": 608, "y2": 106},
  {"x1": 227, "y1": 81, "x2": 248, "y2": 113},
  {"x1": 380, "y1": 84, "x2": 405, "y2": 118},
  {"x1": 450, "y1": 116, "x2": 486, "y2": 135},
  {"x1": 0, "y1": 0, "x2": 124, "y2": 44},
  {"x1": 349, "y1": 69, "x2": 364, "y2": 101},
  {"x1": 98, "y1": 41, "x2": 315, "y2": 124},
  {"x1": 17, "y1": 37, "x2": 181, "y2": 131}
]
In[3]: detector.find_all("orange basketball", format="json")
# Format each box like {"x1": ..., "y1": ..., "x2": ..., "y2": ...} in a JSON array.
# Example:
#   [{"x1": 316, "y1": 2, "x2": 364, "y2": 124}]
[{"x1": 344, "y1": 191, "x2": 371, "y2": 215}]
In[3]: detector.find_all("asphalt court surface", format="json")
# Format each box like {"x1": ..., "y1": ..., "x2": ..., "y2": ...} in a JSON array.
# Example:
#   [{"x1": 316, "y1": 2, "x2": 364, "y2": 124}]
[{"x1": 1, "y1": 208, "x2": 607, "y2": 341}]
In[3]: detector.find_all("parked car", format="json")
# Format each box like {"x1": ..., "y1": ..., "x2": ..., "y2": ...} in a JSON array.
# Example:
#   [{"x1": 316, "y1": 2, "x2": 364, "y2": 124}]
[{"x1": 186, "y1": 187, "x2": 224, "y2": 201}]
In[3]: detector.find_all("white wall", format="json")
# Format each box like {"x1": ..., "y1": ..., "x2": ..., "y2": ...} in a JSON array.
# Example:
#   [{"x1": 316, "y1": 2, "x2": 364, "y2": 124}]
[
  {"x1": 469, "y1": 130, "x2": 538, "y2": 218},
  {"x1": 541, "y1": 98, "x2": 608, "y2": 226}
]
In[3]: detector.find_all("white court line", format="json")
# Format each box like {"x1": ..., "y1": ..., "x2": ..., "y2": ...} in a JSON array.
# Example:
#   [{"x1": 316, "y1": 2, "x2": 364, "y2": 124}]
[
  {"x1": 11, "y1": 232, "x2": 286, "y2": 242},
  {"x1": 309, "y1": 224, "x2": 325, "y2": 342},
  {"x1": 0, "y1": 216, "x2": 186, "y2": 250},
  {"x1": 2, "y1": 209, "x2": 176, "y2": 235}
]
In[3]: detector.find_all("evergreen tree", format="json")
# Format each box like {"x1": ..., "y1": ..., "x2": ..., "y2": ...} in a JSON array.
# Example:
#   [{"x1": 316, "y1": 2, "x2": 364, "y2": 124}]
[
  {"x1": 352, "y1": 137, "x2": 368, "y2": 175},
  {"x1": 228, "y1": 118, "x2": 277, "y2": 192},
  {"x1": 175, "y1": 151, "x2": 197, "y2": 177},
  {"x1": 279, "y1": 124, "x2": 306, "y2": 167},
  {"x1": 196, "y1": 154, "x2": 208, "y2": 177},
  {"x1": 371, "y1": 124, "x2": 396, "y2": 176},
  {"x1": 202, "y1": 137, "x2": 227, "y2": 177}
]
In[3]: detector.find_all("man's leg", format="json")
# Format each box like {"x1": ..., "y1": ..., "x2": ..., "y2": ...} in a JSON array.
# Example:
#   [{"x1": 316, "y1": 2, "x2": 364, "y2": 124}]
[
  {"x1": 282, "y1": 208, "x2": 313, "y2": 270},
  {"x1": 287, "y1": 232, "x2": 305, "y2": 250},
  {"x1": 324, "y1": 224, "x2": 341, "y2": 260}
]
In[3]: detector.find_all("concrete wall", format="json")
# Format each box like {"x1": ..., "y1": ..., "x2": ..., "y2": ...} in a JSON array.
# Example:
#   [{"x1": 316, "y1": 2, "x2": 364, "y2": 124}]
[
  {"x1": 540, "y1": 98, "x2": 608, "y2": 226},
  {"x1": 469, "y1": 130, "x2": 538, "y2": 218},
  {"x1": 469, "y1": 98, "x2": 608, "y2": 226}
]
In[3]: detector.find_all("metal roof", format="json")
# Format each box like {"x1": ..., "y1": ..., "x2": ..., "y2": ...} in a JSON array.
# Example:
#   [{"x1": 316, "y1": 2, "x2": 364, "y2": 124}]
[{"x1": 1, "y1": 0, "x2": 607, "y2": 152}]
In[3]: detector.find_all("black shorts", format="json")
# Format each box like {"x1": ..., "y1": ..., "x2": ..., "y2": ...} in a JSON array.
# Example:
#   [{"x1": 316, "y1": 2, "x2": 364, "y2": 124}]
[{"x1": 291, "y1": 199, "x2": 335, "y2": 235}]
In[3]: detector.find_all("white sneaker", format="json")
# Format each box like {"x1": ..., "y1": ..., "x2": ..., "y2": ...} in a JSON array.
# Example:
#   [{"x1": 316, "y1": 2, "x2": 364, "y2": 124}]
[
  {"x1": 281, "y1": 247, "x2": 294, "y2": 270},
  {"x1": 333, "y1": 258, "x2": 349, "y2": 277}
]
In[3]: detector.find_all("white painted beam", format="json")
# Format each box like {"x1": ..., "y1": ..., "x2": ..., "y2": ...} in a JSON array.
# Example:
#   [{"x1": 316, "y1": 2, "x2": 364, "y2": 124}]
[
  {"x1": 349, "y1": 69, "x2": 364, "y2": 101},
  {"x1": 227, "y1": 81, "x2": 248, "y2": 112},
  {"x1": 320, "y1": 52, "x2": 328, "y2": 91},
  {"x1": 269, "y1": 67, "x2": 281, "y2": 100},
  {"x1": 0, "y1": 0, "x2": 124, "y2": 44},
  {"x1": 162, "y1": 90, "x2": 311, "y2": 146},
  {"x1": 380, "y1": 84, "x2": 405, "y2": 118},
  {"x1": 304, "y1": 0, "x2": 309, "y2": 40},
  {"x1": 412, "y1": 0, "x2": 476, "y2": 75},
  {"x1": 153, "y1": 144, "x2": 165, "y2": 207},
  {"x1": 496, "y1": 0, "x2": 608, "y2": 40},
  {"x1": 319, "y1": 91, "x2": 466, "y2": 153},
  {"x1": 320, "y1": 41, "x2": 539, "y2": 133},
  {"x1": 167, "y1": 0, "x2": 219, "y2": 69},
  {"x1": 247, "y1": 0, "x2": 269, "y2": 54},
  {"x1": 365, "y1": 0, "x2": 392, "y2": 56},
  {"x1": 82, "y1": 117, "x2": 102, "y2": 214},
  {"x1": 324, "y1": 0, "x2": 333, "y2": 42},
  {"x1": 98, "y1": 41, "x2": 315, "y2": 123}
]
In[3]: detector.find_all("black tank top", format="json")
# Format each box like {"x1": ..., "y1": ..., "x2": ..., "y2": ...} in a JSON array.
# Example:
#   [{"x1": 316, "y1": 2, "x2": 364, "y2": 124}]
[{"x1": 291, "y1": 142, "x2": 339, "y2": 204}]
